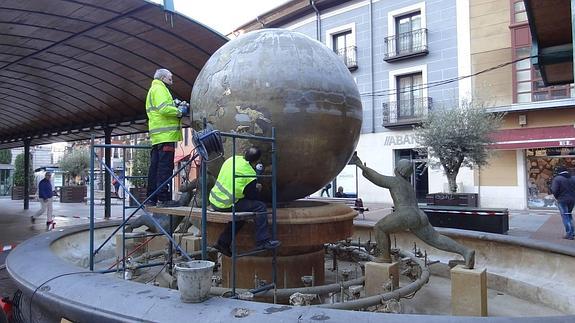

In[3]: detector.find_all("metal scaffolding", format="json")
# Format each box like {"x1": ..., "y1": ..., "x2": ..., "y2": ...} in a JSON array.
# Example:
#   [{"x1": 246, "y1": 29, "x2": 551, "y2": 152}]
[{"x1": 87, "y1": 127, "x2": 278, "y2": 298}]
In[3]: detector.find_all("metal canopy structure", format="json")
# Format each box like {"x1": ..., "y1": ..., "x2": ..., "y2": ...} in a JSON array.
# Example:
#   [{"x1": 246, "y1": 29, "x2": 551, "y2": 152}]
[
  {"x1": 524, "y1": 0, "x2": 573, "y2": 85},
  {"x1": 0, "y1": 0, "x2": 228, "y2": 149}
]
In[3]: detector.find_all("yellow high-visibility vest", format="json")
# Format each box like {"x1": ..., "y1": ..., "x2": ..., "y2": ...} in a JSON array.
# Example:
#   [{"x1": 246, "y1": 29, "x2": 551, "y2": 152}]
[
  {"x1": 145, "y1": 79, "x2": 182, "y2": 145},
  {"x1": 209, "y1": 156, "x2": 256, "y2": 209}
]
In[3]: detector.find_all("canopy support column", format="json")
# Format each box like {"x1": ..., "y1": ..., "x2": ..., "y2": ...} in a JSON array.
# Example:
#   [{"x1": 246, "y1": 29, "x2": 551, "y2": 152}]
[
  {"x1": 104, "y1": 127, "x2": 113, "y2": 219},
  {"x1": 23, "y1": 139, "x2": 31, "y2": 210}
]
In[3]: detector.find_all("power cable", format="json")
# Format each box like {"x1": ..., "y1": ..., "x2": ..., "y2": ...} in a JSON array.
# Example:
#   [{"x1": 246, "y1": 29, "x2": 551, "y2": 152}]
[
  {"x1": 359, "y1": 56, "x2": 535, "y2": 98},
  {"x1": 28, "y1": 271, "x2": 100, "y2": 322}
]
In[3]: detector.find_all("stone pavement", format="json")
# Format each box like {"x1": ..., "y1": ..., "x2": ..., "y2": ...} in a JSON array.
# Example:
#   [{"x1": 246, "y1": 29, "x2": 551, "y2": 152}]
[{"x1": 0, "y1": 196, "x2": 143, "y2": 300}]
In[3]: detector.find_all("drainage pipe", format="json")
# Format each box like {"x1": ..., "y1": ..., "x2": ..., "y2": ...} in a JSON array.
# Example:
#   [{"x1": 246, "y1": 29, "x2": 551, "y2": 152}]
[
  {"x1": 310, "y1": 0, "x2": 321, "y2": 41},
  {"x1": 210, "y1": 276, "x2": 365, "y2": 299},
  {"x1": 316, "y1": 251, "x2": 430, "y2": 310},
  {"x1": 209, "y1": 250, "x2": 429, "y2": 311},
  {"x1": 369, "y1": 0, "x2": 375, "y2": 133}
]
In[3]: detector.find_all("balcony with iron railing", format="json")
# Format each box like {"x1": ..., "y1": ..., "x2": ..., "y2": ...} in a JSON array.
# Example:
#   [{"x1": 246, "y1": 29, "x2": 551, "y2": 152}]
[
  {"x1": 384, "y1": 28, "x2": 428, "y2": 62},
  {"x1": 334, "y1": 45, "x2": 358, "y2": 71},
  {"x1": 382, "y1": 97, "x2": 432, "y2": 128}
]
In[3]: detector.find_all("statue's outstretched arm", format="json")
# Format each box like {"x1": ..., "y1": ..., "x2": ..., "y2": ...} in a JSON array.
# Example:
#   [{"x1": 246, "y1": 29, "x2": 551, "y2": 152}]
[{"x1": 350, "y1": 154, "x2": 393, "y2": 189}]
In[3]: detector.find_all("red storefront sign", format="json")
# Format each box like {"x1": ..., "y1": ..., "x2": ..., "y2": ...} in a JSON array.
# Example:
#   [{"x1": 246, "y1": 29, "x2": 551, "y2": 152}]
[{"x1": 491, "y1": 125, "x2": 575, "y2": 149}]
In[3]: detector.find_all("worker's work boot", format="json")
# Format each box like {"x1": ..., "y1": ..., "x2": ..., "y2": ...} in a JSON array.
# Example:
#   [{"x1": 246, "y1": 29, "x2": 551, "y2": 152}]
[{"x1": 256, "y1": 240, "x2": 281, "y2": 250}]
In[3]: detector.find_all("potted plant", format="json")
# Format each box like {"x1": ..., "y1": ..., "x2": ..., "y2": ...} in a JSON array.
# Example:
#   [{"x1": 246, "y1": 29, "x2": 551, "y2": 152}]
[
  {"x1": 11, "y1": 153, "x2": 33, "y2": 200},
  {"x1": 129, "y1": 141, "x2": 150, "y2": 207},
  {"x1": 59, "y1": 148, "x2": 89, "y2": 203}
]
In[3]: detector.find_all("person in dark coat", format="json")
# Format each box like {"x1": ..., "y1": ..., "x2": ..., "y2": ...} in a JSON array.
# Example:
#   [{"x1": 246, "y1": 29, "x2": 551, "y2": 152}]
[
  {"x1": 551, "y1": 166, "x2": 575, "y2": 240},
  {"x1": 334, "y1": 186, "x2": 347, "y2": 198},
  {"x1": 32, "y1": 172, "x2": 55, "y2": 229}
]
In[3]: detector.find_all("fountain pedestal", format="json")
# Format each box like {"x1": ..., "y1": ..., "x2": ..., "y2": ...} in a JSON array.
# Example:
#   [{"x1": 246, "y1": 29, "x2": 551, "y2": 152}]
[
  {"x1": 451, "y1": 265, "x2": 488, "y2": 316},
  {"x1": 212, "y1": 201, "x2": 356, "y2": 288},
  {"x1": 151, "y1": 201, "x2": 356, "y2": 288},
  {"x1": 365, "y1": 261, "x2": 400, "y2": 296}
]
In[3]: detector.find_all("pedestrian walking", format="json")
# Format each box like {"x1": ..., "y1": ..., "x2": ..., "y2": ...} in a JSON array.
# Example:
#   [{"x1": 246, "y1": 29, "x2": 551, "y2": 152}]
[
  {"x1": 31, "y1": 172, "x2": 55, "y2": 230},
  {"x1": 320, "y1": 183, "x2": 331, "y2": 197},
  {"x1": 551, "y1": 166, "x2": 575, "y2": 240}
]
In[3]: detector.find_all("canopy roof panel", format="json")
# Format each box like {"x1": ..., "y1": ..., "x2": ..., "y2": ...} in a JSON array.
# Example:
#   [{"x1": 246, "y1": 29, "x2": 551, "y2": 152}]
[{"x1": 0, "y1": 0, "x2": 228, "y2": 149}]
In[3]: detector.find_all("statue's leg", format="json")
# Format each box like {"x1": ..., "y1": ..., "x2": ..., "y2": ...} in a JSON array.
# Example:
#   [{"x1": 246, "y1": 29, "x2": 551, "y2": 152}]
[
  {"x1": 374, "y1": 213, "x2": 410, "y2": 263},
  {"x1": 125, "y1": 213, "x2": 151, "y2": 232},
  {"x1": 412, "y1": 224, "x2": 475, "y2": 269}
]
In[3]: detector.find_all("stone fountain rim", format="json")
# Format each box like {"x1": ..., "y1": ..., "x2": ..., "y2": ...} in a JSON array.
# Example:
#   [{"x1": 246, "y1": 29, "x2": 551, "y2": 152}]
[
  {"x1": 5, "y1": 222, "x2": 573, "y2": 322},
  {"x1": 355, "y1": 221, "x2": 575, "y2": 258}
]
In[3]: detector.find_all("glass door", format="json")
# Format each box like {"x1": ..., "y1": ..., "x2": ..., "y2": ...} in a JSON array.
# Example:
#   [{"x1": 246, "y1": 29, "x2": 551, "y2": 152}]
[{"x1": 395, "y1": 149, "x2": 428, "y2": 203}]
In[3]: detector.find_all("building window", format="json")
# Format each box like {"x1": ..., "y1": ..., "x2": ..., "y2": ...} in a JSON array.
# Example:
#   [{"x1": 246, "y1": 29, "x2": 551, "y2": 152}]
[
  {"x1": 512, "y1": 0, "x2": 527, "y2": 24},
  {"x1": 396, "y1": 12, "x2": 422, "y2": 54},
  {"x1": 511, "y1": 13, "x2": 571, "y2": 103},
  {"x1": 397, "y1": 73, "x2": 423, "y2": 118},
  {"x1": 333, "y1": 30, "x2": 352, "y2": 53},
  {"x1": 326, "y1": 23, "x2": 357, "y2": 71},
  {"x1": 514, "y1": 46, "x2": 532, "y2": 103},
  {"x1": 385, "y1": 65, "x2": 430, "y2": 127},
  {"x1": 385, "y1": 3, "x2": 428, "y2": 62},
  {"x1": 332, "y1": 30, "x2": 357, "y2": 70},
  {"x1": 513, "y1": 44, "x2": 571, "y2": 103}
]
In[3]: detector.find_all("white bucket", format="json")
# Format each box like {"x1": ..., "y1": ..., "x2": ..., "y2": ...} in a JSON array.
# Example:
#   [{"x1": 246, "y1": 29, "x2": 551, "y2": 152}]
[{"x1": 175, "y1": 260, "x2": 214, "y2": 303}]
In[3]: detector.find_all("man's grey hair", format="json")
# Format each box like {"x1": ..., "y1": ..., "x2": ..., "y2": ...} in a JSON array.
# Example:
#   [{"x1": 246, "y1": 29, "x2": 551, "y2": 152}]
[{"x1": 154, "y1": 68, "x2": 172, "y2": 80}]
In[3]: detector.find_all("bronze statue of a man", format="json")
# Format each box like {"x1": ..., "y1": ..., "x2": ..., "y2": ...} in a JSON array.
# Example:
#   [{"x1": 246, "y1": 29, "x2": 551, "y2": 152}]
[{"x1": 351, "y1": 155, "x2": 475, "y2": 269}]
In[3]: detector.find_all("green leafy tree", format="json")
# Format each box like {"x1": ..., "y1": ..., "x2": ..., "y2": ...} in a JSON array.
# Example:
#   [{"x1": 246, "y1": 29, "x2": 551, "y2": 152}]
[
  {"x1": 131, "y1": 141, "x2": 150, "y2": 188},
  {"x1": 13, "y1": 153, "x2": 33, "y2": 187},
  {"x1": 59, "y1": 149, "x2": 90, "y2": 185},
  {"x1": 0, "y1": 149, "x2": 11, "y2": 164},
  {"x1": 414, "y1": 100, "x2": 504, "y2": 193}
]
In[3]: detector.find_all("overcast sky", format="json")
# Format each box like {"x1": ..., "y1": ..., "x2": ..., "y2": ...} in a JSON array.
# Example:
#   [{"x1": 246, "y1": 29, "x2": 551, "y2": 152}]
[{"x1": 149, "y1": 0, "x2": 290, "y2": 35}]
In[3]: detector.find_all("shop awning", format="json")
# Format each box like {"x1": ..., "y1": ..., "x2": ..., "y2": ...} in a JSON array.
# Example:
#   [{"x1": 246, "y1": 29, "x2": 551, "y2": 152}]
[{"x1": 491, "y1": 125, "x2": 575, "y2": 149}]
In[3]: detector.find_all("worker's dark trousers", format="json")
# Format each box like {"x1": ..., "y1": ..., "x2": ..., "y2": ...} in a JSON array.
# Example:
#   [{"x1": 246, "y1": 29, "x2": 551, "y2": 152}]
[
  {"x1": 147, "y1": 142, "x2": 175, "y2": 203},
  {"x1": 216, "y1": 198, "x2": 270, "y2": 248}
]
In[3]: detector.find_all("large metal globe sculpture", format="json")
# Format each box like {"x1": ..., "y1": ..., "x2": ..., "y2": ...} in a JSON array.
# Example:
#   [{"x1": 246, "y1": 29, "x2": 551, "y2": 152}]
[{"x1": 190, "y1": 29, "x2": 362, "y2": 202}]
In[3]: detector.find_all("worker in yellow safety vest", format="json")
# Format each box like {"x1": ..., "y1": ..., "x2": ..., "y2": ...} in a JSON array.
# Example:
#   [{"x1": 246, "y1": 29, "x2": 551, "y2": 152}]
[
  {"x1": 210, "y1": 146, "x2": 280, "y2": 257},
  {"x1": 145, "y1": 68, "x2": 189, "y2": 208}
]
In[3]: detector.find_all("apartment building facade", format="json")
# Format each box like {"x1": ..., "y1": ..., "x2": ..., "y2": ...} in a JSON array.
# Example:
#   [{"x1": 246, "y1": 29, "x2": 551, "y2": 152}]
[
  {"x1": 233, "y1": 0, "x2": 469, "y2": 204},
  {"x1": 469, "y1": 0, "x2": 575, "y2": 209}
]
